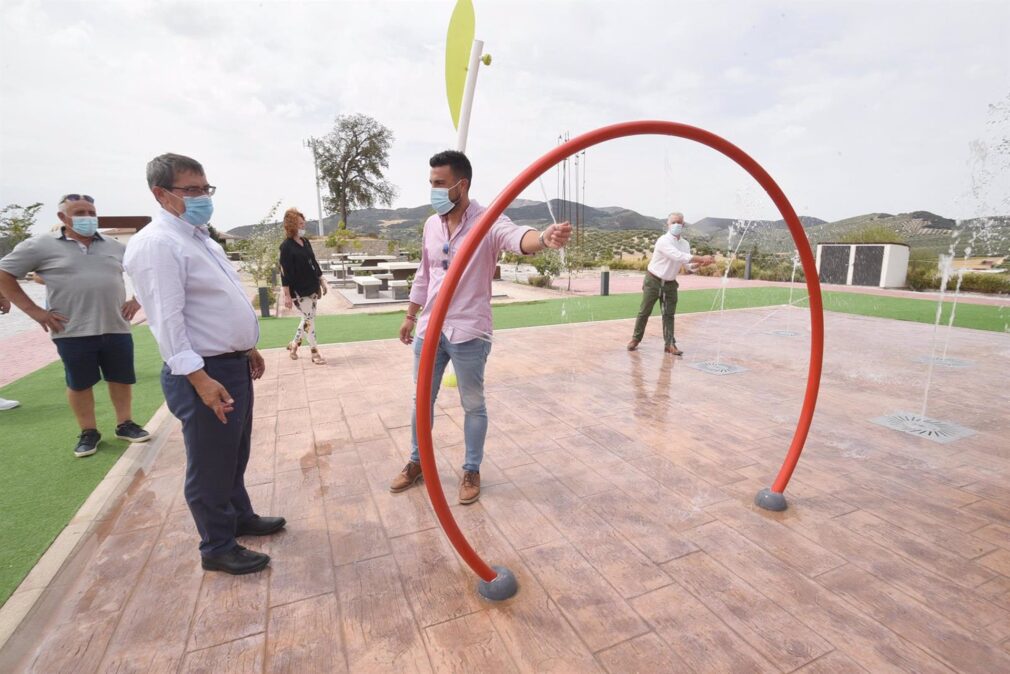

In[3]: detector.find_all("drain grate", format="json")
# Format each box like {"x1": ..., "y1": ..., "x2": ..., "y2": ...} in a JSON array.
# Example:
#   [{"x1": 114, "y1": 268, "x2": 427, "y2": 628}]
[
  {"x1": 915, "y1": 355, "x2": 973, "y2": 368},
  {"x1": 871, "y1": 411, "x2": 976, "y2": 444},
  {"x1": 690, "y1": 361, "x2": 748, "y2": 376},
  {"x1": 768, "y1": 330, "x2": 801, "y2": 337}
]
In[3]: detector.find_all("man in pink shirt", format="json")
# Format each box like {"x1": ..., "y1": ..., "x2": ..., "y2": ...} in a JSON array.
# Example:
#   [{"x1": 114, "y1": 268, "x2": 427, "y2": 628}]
[{"x1": 391, "y1": 150, "x2": 572, "y2": 504}]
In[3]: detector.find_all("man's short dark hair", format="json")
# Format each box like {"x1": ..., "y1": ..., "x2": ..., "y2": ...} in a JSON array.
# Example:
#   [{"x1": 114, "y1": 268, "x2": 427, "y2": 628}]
[
  {"x1": 146, "y1": 153, "x2": 205, "y2": 189},
  {"x1": 429, "y1": 150, "x2": 472, "y2": 183}
]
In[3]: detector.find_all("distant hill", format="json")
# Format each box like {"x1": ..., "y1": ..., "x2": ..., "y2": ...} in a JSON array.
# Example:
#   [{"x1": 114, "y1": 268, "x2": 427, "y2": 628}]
[
  {"x1": 703, "y1": 211, "x2": 1009, "y2": 255},
  {"x1": 691, "y1": 216, "x2": 826, "y2": 236},
  {"x1": 227, "y1": 198, "x2": 670, "y2": 239},
  {"x1": 504, "y1": 200, "x2": 667, "y2": 230},
  {"x1": 226, "y1": 203, "x2": 1008, "y2": 256}
]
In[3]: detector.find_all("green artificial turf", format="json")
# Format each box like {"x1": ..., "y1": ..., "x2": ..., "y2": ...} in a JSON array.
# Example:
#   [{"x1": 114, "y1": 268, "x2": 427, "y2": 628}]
[
  {"x1": 819, "y1": 290, "x2": 1009, "y2": 333},
  {"x1": 1, "y1": 285, "x2": 1006, "y2": 605}
]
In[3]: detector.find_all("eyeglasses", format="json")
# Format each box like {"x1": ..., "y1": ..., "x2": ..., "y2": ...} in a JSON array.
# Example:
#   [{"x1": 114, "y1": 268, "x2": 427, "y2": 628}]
[
  {"x1": 59, "y1": 194, "x2": 95, "y2": 204},
  {"x1": 442, "y1": 242, "x2": 451, "y2": 270},
  {"x1": 169, "y1": 184, "x2": 217, "y2": 196}
]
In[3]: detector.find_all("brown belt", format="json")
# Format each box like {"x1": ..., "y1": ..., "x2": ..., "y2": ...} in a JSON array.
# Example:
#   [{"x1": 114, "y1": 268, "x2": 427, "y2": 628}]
[{"x1": 648, "y1": 271, "x2": 675, "y2": 283}]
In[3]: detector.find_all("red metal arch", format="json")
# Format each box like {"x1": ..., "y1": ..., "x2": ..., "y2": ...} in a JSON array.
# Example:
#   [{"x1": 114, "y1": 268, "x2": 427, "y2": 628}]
[{"x1": 415, "y1": 120, "x2": 825, "y2": 584}]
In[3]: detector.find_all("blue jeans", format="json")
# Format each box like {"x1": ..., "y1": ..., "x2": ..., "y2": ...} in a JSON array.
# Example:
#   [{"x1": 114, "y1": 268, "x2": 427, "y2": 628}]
[{"x1": 409, "y1": 334, "x2": 491, "y2": 472}]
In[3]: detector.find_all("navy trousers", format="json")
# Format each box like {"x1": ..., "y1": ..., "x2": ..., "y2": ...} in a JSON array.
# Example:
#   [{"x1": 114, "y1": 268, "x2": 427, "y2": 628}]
[{"x1": 161, "y1": 356, "x2": 255, "y2": 556}]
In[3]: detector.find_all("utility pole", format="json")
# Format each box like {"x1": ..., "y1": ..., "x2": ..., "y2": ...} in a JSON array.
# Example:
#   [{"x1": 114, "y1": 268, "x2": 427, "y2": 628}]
[{"x1": 303, "y1": 137, "x2": 325, "y2": 236}]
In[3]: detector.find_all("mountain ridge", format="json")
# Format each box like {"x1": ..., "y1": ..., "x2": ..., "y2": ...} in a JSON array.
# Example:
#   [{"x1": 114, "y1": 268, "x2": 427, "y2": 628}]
[
  {"x1": 225, "y1": 202, "x2": 1008, "y2": 255},
  {"x1": 226, "y1": 199, "x2": 825, "y2": 239}
]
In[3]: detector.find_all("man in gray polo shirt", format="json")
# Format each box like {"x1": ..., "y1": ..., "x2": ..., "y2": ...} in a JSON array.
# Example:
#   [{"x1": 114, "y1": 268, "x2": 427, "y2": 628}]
[{"x1": 0, "y1": 193, "x2": 151, "y2": 457}]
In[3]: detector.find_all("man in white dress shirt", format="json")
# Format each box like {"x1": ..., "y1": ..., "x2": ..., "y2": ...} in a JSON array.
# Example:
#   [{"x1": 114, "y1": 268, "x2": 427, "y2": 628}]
[
  {"x1": 125, "y1": 153, "x2": 284, "y2": 575},
  {"x1": 627, "y1": 212, "x2": 714, "y2": 355}
]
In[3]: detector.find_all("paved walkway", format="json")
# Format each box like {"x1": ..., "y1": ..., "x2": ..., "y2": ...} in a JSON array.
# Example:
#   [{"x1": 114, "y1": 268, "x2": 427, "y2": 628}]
[
  {"x1": 3, "y1": 310, "x2": 1009, "y2": 672},
  {"x1": 553, "y1": 268, "x2": 1010, "y2": 307},
  {"x1": 6, "y1": 266, "x2": 1006, "y2": 389}
]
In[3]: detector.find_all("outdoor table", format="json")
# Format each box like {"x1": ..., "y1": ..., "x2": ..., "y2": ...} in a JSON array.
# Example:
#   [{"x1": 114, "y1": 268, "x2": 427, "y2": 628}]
[
  {"x1": 347, "y1": 254, "x2": 398, "y2": 268},
  {"x1": 376, "y1": 261, "x2": 420, "y2": 281}
]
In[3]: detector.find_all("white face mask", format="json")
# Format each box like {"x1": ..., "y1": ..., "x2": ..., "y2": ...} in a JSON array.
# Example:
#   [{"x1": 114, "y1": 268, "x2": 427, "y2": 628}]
[
  {"x1": 297, "y1": 228, "x2": 306, "y2": 238},
  {"x1": 669, "y1": 222, "x2": 684, "y2": 237},
  {"x1": 431, "y1": 179, "x2": 463, "y2": 215}
]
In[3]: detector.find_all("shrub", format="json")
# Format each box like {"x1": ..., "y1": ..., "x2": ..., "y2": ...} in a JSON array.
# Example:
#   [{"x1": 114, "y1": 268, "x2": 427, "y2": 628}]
[
  {"x1": 694, "y1": 258, "x2": 748, "y2": 278},
  {"x1": 607, "y1": 257, "x2": 650, "y2": 271},
  {"x1": 959, "y1": 272, "x2": 1010, "y2": 294},
  {"x1": 531, "y1": 251, "x2": 562, "y2": 279},
  {"x1": 527, "y1": 274, "x2": 552, "y2": 288},
  {"x1": 904, "y1": 268, "x2": 1010, "y2": 294},
  {"x1": 400, "y1": 242, "x2": 421, "y2": 261},
  {"x1": 752, "y1": 259, "x2": 806, "y2": 282},
  {"x1": 838, "y1": 225, "x2": 906, "y2": 244},
  {"x1": 694, "y1": 260, "x2": 724, "y2": 277},
  {"x1": 906, "y1": 266, "x2": 938, "y2": 291},
  {"x1": 326, "y1": 228, "x2": 352, "y2": 251}
]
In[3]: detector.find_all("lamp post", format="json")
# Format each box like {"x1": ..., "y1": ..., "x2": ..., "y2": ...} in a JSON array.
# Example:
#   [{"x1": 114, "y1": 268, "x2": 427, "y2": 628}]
[{"x1": 303, "y1": 137, "x2": 325, "y2": 236}]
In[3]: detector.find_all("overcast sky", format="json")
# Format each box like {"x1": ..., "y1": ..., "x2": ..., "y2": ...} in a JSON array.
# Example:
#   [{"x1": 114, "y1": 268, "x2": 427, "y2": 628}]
[{"x1": 1, "y1": 0, "x2": 1007, "y2": 234}]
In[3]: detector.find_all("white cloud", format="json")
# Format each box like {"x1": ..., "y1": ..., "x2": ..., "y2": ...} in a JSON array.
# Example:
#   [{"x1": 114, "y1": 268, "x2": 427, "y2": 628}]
[{"x1": 1, "y1": 0, "x2": 1007, "y2": 234}]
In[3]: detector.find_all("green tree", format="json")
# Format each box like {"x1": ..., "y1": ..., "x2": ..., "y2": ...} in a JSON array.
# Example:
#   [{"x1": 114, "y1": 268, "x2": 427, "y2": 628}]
[
  {"x1": 531, "y1": 250, "x2": 562, "y2": 287},
  {"x1": 561, "y1": 248, "x2": 590, "y2": 291},
  {"x1": 0, "y1": 202, "x2": 42, "y2": 256},
  {"x1": 240, "y1": 201, "x2": 284, "y2": 288},
  {"x1": 325, "y1": 228, "x2": 352, "y2": 251},
  {"x1": 316, "y1": 113, "x2": 398, "y2": 230}
]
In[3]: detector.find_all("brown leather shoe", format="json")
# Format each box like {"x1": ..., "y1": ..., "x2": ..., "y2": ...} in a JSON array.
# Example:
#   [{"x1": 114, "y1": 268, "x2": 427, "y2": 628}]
[
  {"x1": 665, "y1": 345, "x2": 684, "y2": 356},
  {"x1": 390, "y1": 461, "x2": 423, "y2": 493},
  {"x1": 627, "y1": 339, "x2": 640, "y2": 351},
  {"x1": 459, "y1": 470, "x2": 481, "y2": 504}
]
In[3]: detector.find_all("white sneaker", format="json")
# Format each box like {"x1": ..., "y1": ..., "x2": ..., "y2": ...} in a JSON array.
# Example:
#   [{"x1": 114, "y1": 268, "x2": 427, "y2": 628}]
[{"x1": 0, "y1": 398, "x2": 20, "y2": 411}]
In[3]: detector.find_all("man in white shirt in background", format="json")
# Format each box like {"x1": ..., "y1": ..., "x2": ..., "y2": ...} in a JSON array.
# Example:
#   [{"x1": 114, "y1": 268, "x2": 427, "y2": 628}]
[
  {"x1": 125, "y1": 153, "x2": 284, "y2": 576},
  {"x1": 627, "y1": 212, "x2": 714, "y2": 355}
]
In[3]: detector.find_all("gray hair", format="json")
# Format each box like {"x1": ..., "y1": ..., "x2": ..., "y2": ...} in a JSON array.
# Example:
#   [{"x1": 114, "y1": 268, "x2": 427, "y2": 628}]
[
  {"x1": 667, "y1": 212, "x2": 684, "y2": 225},
  {"x1": 146, "y1": 153, "x2": 204, "y2": 189}
]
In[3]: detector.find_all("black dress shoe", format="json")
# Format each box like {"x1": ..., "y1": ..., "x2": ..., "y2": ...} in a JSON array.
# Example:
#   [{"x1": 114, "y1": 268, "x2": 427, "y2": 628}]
[
  {"x1": 201, "y1": 545, "x2": 270, "y2": 575},
  {"x1": 236, "y1": 515, "x2": 287, "y2": 537}
]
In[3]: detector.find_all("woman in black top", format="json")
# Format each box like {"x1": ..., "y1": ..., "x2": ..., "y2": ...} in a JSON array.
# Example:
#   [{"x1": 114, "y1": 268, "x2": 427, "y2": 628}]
[{"x1": 279, "y1": 208, "x2": 328, "y2": 364}]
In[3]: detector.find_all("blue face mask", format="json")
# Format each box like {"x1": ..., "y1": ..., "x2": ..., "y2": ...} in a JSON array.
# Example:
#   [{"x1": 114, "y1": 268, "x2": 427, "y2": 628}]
[
  {"x1": 70, "y1": 216, "x2": 99, "y2": 237},
  {"x1": 430, "y1": 179, "x2": 462, "y2": 216},
  {"x1": 181, "y1": 196, "x2": 214, "y2": 226},
  {"x1": 669, "y1": 223, "x2": 684, "y2": 237}
]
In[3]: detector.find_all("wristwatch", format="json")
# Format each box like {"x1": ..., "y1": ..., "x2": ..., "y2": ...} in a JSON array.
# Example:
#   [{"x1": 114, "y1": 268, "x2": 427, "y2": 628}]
[{"x1": 538, "y1": 230, "x2": 547, "y2": 248}]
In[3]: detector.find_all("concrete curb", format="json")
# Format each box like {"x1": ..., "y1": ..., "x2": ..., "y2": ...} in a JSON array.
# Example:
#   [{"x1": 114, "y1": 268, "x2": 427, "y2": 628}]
[{"x1": 0, "y1": 402, "x2": 174, "y2": 654}]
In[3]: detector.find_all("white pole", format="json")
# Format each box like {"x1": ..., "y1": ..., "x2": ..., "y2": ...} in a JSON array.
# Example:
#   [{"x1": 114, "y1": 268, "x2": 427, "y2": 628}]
[{"x1": 455, "y1": 39, "x2": 484, "y2": 153}]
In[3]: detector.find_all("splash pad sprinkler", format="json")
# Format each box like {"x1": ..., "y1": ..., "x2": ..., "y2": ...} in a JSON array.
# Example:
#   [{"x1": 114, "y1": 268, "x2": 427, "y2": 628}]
[
  {"x1": 414, "y1": 120, "x2": 827, "y2": 600},
  {"x1": 874, "y1": 247, "x2": 978, "y2": 443}
]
